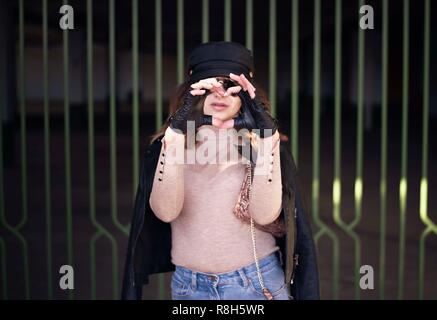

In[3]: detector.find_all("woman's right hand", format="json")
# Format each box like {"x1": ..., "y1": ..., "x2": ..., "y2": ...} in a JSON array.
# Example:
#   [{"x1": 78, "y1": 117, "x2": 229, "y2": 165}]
[
  {"x1": 169, "y1": 78, "x2": 230, "y2": 133},
  {"x1": 189, "y1": 77, "x2": 227, "y2": 96},
  {"x1": 169, "y1": 91, "x2": 213, "y2": 134}
]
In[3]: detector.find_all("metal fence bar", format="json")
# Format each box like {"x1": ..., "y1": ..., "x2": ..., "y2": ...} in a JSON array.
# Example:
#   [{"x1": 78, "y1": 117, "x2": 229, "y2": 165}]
[
  {"x1": 62, "y1": 0, "x2": 74, "y2": 300},
  {"x1": 110, "y1": 0, "x2": 128, "y2": 236},
  {"x1": 42, "y1": 0, "x2": 52, "y2": 299},
  {"x1": 418, "y1": 0, "x2": 437, "y2": 300},
  {"x1": 398, "y1": 0, "x2": 409, "y2": 300},
  {"x1": 312, "y1": 0, "x2": 340, "y2": 299},
  {"x1": 109, "y1": 0, "x2": 122, "y2": 295},
  {"x1": 87, "y1": 0, "x2": 119, "y2": 299},
  {"x1": 18, "y1": 0, "x2": 30, "y2": 298},
  {"x1": 224, "y1": 0, "x2": 231, "y2": 41},
  {"x1": 202, "y1": 0, "x2": 209, "y2": 43},
  {"x1": 379, "y1": 0, "x2": 389, "y2": 300},
  {"x1": 269, "y1": 0, "x2": 276, "y2": 117},
  {"x1": 331, "y1": 0, "x2": 342, "y2": 300},
  {"x1": 332, "y1": 0, "x2": 364, "y2": 300},
  {"x1": 352, "y1": 0, "x2": 365, "y2": 300},
  {"x1": 87, "y1": 0, "x2": 98, "y2": 299},
  {"x1": 291, "y1": 0, "x2": 299, "y2": 165},
  {"x1": 155, "y1": 0, "x2": 163, "y2": 129},
  {"x1": 86, "y1": 0, "x2": 95, "y2": 298},
  {"x1": 154, "y1": 0, "x2": 166, "y2": 300},
  {"x1": 245, "y1": 0, "x2": 253, "y2": 52},
  {"x1": 177, "y1": 0, "x2": 184, "y2": 84}
]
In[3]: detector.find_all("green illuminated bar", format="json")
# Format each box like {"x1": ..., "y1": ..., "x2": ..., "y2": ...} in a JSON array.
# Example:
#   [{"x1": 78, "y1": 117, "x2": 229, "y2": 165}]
[
  {"x1": 331, "y1": 0, "x2": 342, "y2": 300},
  {"x1": 398, "y1": 0, "x2": 409, "y2": 300},
  {"x1": 313, "y1": 0, "x2": 340, "y2": 299},
  {"x1": 352, "y1": 0, "x2": 365, "y2": 300},
  {"x1": 202, "y1": 0, "x2": 209, "y2": 43},
  {"x1": 155, "y1": 0, "x2": 165, "y2": 299},
  {"x1": 245, "y1": 0, "x2": 253, "y2": 52},
  {"x1": 155, "y1": 0, "x2": 163, "y2": 128},
  {"x1": 269, "y1": 0, "x2": 276, "y2": 116},
  {"x1": 87, "y1": 0, "x2": 97, "y2": 299},
  {"x1": 418, "y1": 0, "x2": 436, "y2": 300},
  {"x1": 62, "y1": 0, "x2": 74, "y2": 300},
  {"x1": 177, "y1": 0, "x2": 184, "y2": 84},
  {"x1": 379, "y1": 0, "x2": 388, "y2": 300},
  {"x1": 109, "y1": 0, "x2": 129, "y2": 235},
  {"x1": 291, "y1": 0, "x2": 299, "y2": 165},
  {"x1": 224, "y1": 0, "x2": 231, "y2": 41},
  {"x1": 42, "y1": 0, "x2": 53, "y2": 300},
  {"x1": 332, "y1": 0, "x2": 362, "y2": 299},
  {"x1": 88, "y1": 0, "x2": 120, "y2": 299},
  {"x1": 18, "y1": 0, "x2": 30, "y2": 299},
  {"x1": 108, "y1": 0, "x2": 122, "y2": 296}
]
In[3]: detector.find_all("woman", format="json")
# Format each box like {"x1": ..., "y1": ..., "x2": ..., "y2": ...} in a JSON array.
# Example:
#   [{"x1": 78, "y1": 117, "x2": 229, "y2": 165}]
[{"x1": 121, "y1": 41, "x2": 320, "y2": 300}]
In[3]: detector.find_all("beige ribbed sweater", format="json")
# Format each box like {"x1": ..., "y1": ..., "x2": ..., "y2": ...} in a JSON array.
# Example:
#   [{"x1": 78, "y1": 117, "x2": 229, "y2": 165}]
[{"x1": 149, "y1": 125, "x2": 282, "y2": 273}]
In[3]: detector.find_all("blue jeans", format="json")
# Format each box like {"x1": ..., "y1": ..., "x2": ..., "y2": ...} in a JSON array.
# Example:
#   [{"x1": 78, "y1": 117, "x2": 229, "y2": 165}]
[{"x1": 171, "y1": 250, "x2": 292, "y2": 300}]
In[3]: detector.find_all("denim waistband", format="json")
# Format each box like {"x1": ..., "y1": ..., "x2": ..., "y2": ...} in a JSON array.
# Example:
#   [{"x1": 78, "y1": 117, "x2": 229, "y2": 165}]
[{"x1": 174, "y1": 249, "x2": 282, "y2": 286}]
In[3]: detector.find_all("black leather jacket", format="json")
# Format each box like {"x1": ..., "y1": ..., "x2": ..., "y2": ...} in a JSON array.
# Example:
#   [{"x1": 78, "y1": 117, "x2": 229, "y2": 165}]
[{"x1": 121, "y1": 134, "x2": 320, "y2": 300}]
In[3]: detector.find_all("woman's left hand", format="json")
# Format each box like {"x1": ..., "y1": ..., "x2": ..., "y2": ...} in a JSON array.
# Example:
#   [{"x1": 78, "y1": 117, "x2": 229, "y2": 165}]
[
  {"x1": 226, "y1": 73, "x2": 256, "y2": 99},
  {"x1": 224, "y1": 73, "x2": 278, "y2": 137}
]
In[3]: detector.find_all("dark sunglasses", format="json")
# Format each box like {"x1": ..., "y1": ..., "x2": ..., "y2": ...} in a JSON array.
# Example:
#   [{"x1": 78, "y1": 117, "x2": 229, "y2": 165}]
[{"x1": 213, "y1": 77, "x2": 240, "y2": 97}]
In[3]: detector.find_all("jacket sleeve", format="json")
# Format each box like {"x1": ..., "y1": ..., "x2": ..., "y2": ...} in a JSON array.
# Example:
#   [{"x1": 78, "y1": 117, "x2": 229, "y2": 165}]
[
  {"x1": 292, "y1": 185, "x2": 320, "y2": 299},
  {"x1": 121, "y1": 146, "x2": 149, "y2": 300},
  {"x1": 286, "y1": 148, "x2": 320, "y2": 300}
]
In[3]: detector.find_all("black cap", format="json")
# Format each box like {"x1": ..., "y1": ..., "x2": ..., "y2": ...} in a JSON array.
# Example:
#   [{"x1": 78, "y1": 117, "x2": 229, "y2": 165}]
[{"x1": 187, "y1": 41, "x2": 254, "y2": 83}]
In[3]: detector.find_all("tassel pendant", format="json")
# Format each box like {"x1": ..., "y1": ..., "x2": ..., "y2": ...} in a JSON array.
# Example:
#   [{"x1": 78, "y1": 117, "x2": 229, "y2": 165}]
[{"x1": 262, "y1": 288, "x2": 274, "y2": 300}]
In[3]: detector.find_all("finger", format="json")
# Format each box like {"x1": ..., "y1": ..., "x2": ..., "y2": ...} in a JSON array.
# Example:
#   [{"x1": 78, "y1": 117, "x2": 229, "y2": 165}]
[
  {"x1": 239, "y1": 74, "x2": 255, "y2": 93},
  {"x1": 191, "y1": 82, "x2": 213, "y2": 89},
  {"x1": 199, "y1": 77, "x2": 218, "y2": 83},
  {"x1": 239, "y1": 75, "x2": 256, "y2": 98},
  {"x1": 238, "y1": 74, "x2": 256, "y2": 99},
  {"x1": 240, "y1": 73, "x2": 256, "y2": 92},
  {"x1": 200, "y1": 78, "x2": 222, "y2": 87},
  {"x1": 229, "y1": 73, "x2": 246, "y2": 90},
  {"x1": 223, "y1": 86, "x2": 242, "y2": 97},
  {"x1": 191, "y1": 77, "x2": 221, "y2": 90},
  {"x1": 247, "y1": 86, "x2": 256, "y2": 99},
  {"x1": 190, "y1": 89, "x2": 206, "y2": 96}
]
